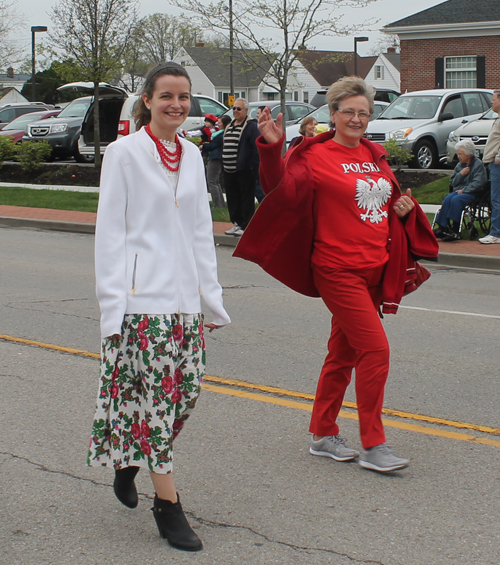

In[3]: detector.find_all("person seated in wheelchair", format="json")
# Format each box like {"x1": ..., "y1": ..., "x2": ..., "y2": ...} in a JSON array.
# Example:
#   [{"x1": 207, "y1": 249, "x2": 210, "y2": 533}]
[{"x1": 434, "y1": 139, "x2": 487, "y2": 241}]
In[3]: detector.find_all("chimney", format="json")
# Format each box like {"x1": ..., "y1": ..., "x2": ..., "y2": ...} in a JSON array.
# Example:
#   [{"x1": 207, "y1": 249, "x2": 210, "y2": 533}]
[
  {"x1": 387, "y1": 47, "x2": 396, "y2": 54},
  {"x1": 7, "y1": 66, "x2": 14, "y2": 78},
  {"x1": 195, "y1": 42, "x2": 205, "y2": 47}
]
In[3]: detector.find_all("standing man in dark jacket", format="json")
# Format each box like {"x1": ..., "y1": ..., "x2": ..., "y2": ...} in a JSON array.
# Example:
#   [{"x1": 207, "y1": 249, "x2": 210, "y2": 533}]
[{"x1": 222, "y1": 98, "x2": 260, "y2": 236}]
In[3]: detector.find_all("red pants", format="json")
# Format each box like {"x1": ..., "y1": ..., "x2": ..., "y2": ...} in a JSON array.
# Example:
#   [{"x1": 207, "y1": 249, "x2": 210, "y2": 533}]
[{"x1": 309, "y1": 263, "x2": 390, "y2": 449}]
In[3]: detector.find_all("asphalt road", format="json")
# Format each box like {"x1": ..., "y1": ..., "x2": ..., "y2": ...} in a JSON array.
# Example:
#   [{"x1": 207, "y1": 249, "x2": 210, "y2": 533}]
[{"x1": 1, "y1": 226, "x2": 499, "y2": 565}]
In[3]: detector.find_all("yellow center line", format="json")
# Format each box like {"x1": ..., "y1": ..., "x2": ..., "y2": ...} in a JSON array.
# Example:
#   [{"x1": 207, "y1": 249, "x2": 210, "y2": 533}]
[
  {"x1": 2, "y1": 333, "x2": 499, "y2": 446},
  {"x1": 203, "y1": 384, "x2": 500, "y2": 448}
]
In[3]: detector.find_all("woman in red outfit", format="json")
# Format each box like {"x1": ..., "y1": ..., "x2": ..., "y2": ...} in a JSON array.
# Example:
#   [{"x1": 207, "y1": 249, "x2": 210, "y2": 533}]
[{"x1": 247, "y1": 77, "x2": 437, "y2": 473}]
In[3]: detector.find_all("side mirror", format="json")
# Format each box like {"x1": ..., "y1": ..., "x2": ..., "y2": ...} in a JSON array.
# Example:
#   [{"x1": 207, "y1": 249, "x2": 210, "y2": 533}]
[{"x1": 440, "y1": 112, "x2": 454, "y2": 122}]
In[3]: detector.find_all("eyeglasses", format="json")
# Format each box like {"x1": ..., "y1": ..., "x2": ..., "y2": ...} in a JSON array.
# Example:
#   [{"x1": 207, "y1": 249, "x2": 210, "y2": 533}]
[
  {"x1": 232, "y1": 106, "x2": 243, "y2": 111},
  {"x1": 336, "y1": 108, "x2": 371, "y2": 120}
]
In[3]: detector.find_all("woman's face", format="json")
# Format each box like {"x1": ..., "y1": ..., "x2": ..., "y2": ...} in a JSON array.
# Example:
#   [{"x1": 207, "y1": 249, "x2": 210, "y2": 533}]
[
  {"x1": 305, "y1": 119, "x2": 318, "y2": 137},
  {"x1": 143, "y1": 74, "x2": 191, "y2": 137},
  {"x1": 457, "y1": 148, "x2": 472, "y2": 164},
  {"x1": 330, "y1": 95, "x2": 371, "y2": 148}
]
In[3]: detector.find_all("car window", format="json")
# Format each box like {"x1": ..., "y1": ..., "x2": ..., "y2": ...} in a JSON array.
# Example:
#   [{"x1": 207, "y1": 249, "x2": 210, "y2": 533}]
[
  {"x1": 17, "y1": 107, "x2": 40, "y2": 118},
  {"x1": 442, "y1": 96, "x2": 465, "y2": 118},
  {"x1": 288, "y1": 104, "x2": 312, "y2": 120},
  {"x1": 247, "y1": 107, "x2": 261, "y2": 119},
  {"x1": 197, "y1": 97, "x2": 226, "y2": 117},
  {"x1": 371, "y1": 104, "x2": 386, "y2": 120},
  {"x1": 188, "y1": 97, "x2": 199, "y2": 117},
  {"x1": 382, "y1": 96, "x2": 440, "y2": 119},
  {"x1": 271, "y1": 106, "x2": 281, "y2": 119},
  {"x1": 481, "y1": 92, "x2": 493, "y2": 109},
  {"x1": 0, "y1": 108, "x2": 15, "y2": 122},
  {"x1": 3, "y1": 113, "x2": 45, "y2": 130},
  {"x1": 461, "y1": 93, "x2": 485, "y2": 115},
  {"x1": 302, "y1": 105, "x2": 331, "y2": 123},
  {"x1": 480, "y1": 108, "x2": 498, "y2": 120},
  {"x1": 58, "y1": 100, "x2": 90, "y2": 118}
]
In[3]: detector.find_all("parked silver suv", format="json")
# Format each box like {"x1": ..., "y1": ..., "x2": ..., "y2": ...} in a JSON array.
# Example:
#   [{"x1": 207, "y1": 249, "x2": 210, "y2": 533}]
[{"x1": 365, "y1": 89, "x2": 493, "y2": 169}]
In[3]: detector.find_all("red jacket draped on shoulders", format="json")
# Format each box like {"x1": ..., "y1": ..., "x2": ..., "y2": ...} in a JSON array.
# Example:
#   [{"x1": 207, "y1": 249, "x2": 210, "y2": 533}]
[{"x1": 233, "y1": 130, "x2": 439, "y2": 314}]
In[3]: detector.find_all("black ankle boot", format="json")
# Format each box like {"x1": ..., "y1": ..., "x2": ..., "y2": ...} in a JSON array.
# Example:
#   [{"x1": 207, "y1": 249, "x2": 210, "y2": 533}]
[
  {"x1": 152, "y1": 494, "x2": 203, "y2": 552},
  {"x1": 113, "y1": 466, "x2": 140, "y2": 508}
]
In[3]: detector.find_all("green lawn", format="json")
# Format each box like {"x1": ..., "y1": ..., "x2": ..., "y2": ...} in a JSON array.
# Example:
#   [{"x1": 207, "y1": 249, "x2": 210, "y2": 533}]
[
  {"x1": 0, "y1": 177, "x2": 449, "y2": 223},
  {"x1": 0, "y1": 187, "x2": 99, "y2": 213},
  {"x1": 411, "y1": 176, "x2": 449, "y2": 204}
]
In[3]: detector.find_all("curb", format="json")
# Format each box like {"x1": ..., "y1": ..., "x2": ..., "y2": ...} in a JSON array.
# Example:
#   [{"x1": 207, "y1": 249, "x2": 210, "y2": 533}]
[
  {"x1": 2, "y1": 217, "x2": 499, "y2": 272},
  {"x1": 427, "y1": 252, "x2": 500, "y2": 271},
  {"x1": 0, "y1": 216, "x2": 95, "y2": 234}
]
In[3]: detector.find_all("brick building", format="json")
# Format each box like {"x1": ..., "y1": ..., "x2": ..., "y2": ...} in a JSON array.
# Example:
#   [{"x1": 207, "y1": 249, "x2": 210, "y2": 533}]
[{"x1": 384, "y1": 0, "x2": 500, "y2": 93}]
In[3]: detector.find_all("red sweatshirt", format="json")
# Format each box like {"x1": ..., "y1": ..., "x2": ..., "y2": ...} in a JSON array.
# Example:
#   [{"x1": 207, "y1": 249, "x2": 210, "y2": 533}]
[{"x1": 234, "y1": 131, "x2": 439, "y2": 313}]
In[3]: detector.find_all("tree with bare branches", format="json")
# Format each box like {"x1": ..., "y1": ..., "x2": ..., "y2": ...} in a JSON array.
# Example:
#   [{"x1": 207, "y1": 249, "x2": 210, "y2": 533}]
[
  {"x1": 49, "y1": 0, "x2": 139, "y2": 167},
  {"x1": 171, "y1": 0, "x2": 378, "y2": 131},
  {"x1": 0, "y1": 0, "x2": 26, "y2": 70}
]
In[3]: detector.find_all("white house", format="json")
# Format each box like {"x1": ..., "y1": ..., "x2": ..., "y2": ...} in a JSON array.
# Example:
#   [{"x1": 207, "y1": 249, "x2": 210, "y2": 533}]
[
  {"x1": 0, "y1": 87, "x2": 28, "y2": 104},
  {"x1": 364, "y1": 50, "x2": 401, "y2": 92}
]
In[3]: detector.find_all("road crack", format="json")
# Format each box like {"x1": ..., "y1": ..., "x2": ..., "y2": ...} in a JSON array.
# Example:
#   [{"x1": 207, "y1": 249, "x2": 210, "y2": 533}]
[{"x1": 1, "y1": 451, "x2": 392, "y2": 565}]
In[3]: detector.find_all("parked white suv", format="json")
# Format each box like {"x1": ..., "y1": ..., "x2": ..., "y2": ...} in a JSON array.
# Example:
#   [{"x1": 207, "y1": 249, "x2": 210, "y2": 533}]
[
  {"x1": 116, "y1": 93, "x2": 227, "y2": 137},
  {"x1": 365, "y1": 89, "x2": 493, "y2": 169},
  {"x1": 446, "y1": 108, "x2": 498, "y2": 164}
]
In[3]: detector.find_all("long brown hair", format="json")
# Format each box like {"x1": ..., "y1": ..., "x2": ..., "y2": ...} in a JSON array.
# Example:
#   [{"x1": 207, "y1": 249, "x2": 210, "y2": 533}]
[{"x1": 133, "y1": 62, "x2": 192, "y2": 131}]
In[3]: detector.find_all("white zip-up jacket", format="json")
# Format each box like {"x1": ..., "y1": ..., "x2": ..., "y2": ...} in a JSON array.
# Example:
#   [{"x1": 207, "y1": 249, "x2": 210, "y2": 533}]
[{"x1": 95, "y1": 127, "x2": 231, "y2": 338}]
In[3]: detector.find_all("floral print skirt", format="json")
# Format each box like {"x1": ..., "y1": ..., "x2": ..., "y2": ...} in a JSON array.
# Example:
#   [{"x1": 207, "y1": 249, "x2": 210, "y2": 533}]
[{"x1": 88, "y1": 313, "x2": 205, "y2": 474}]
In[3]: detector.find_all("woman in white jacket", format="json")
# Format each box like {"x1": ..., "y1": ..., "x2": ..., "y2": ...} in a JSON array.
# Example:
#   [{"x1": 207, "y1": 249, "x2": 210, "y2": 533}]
[{"x1": 88, "y1": 62, "x2": 230, "y2": 552}]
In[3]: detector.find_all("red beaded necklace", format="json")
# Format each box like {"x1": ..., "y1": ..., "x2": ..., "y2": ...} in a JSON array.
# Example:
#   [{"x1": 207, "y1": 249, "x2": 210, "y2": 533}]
[{"x1": 145, "y1": 123, "x2": 182, "y2": 172}]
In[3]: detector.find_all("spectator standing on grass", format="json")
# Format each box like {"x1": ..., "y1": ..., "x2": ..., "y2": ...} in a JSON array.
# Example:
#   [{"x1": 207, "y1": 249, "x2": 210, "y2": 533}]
[
  {"x1": 88, "y1": 62, "x2": 230, "y2": 553},
  {"x1": 479, "y1": 89, "x2": 500, "y2": 244},
  {"x1": 222, "y1": 98, "x2": 260, "y2": 236},
  {"x1": 202, "y1": 114, "x2": 231, "y2": 209}
]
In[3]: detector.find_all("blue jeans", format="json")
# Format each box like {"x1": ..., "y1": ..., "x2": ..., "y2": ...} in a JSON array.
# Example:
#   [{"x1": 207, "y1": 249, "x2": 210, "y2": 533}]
[
  {"x1": 488, "y1": 163, "x2": 500, "y2": 237},
  {"x1": 436, "y1": 191, "x2": 476, "y2": 227}
]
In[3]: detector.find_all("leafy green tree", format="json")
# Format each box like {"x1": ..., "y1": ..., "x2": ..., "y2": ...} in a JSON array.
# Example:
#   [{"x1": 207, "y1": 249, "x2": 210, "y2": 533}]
[
  {"x1": 20, "y1": 62, "x2": 84, "y2": 105},
  {"x1": 49, "y1": 0, "x2": 139, "y2": 167}
]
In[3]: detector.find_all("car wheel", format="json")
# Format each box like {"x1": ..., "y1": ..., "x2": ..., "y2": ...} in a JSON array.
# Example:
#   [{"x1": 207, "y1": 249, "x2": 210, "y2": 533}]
[
  {"x1": 411, "y1": 140, "x2": 437, "y2": 170},
  {"x1": 74, "y1": 148, "x2": 95, "y2": 163}
]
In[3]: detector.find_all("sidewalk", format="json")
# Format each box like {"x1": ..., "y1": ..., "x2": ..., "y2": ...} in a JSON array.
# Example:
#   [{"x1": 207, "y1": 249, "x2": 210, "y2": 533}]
[{"x1": 1, "y1": 204, "x2": 500, "y2": 271}]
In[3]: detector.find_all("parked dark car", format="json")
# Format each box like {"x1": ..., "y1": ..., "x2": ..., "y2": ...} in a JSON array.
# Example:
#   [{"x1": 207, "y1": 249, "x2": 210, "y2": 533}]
[
  {"x1": 24, "y1": 96, "x2": 92, "y2": 162},
  {"x1": 0, "y1": 102, "x2": 55, "y2": 130},
  {"x1": 0, "y1": 109, "x2": 61, "y2": 143},
  {"x1": 310, "y1": 88, "x2": 400, "y2": 108},
  {"x1": 222, "y1": 100, "x2": 315, "y2": 126}
]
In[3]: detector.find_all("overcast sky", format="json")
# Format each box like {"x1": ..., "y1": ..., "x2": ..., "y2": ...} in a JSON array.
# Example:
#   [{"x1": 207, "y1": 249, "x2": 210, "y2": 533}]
[{"x1": 17, "y1": 0, "x2": 444, "y2": 58}]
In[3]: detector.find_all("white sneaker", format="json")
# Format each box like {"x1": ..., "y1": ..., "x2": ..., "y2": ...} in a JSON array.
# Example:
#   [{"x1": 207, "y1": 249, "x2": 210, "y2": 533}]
[
  {"x1": 225, "y1": 224, "x2": 240, "y2": 235},
  {"x1": 233, "y1": 228, "x2": 244, "y2": 236},
  {"x1": 479, "y1": 234, "x2": 500, "y2": 244}
]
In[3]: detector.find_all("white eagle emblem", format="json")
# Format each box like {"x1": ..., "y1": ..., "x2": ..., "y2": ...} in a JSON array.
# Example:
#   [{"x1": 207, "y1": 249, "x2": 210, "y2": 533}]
[{"x1": 355, "y1": 177, "x2": 392, "y2": 223}]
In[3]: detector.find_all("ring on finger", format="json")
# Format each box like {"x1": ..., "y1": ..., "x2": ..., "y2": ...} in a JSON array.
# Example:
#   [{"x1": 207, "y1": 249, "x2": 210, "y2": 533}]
[{"x1": 399, "y1": 204, "x2": 404, "y2": 210}]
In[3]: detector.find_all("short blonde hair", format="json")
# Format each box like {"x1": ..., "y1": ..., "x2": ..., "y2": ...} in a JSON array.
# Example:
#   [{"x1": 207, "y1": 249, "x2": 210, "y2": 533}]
[
  {"x1": 299, "y1": 116, "x2": 317, "y2": 136},
  {"x1": 326, "y1": 76, "x2": 375, "y2": 115}
]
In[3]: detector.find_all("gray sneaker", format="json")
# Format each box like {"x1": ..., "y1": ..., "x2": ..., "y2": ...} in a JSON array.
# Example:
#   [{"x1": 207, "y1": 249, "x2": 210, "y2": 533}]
[
  {"x1": 309, "y1": 435, "x2": 360, "y2": 461},
  {"x1": 359, "y1": 443, "x2": 409, "y2": 472},
  {"x1": 225, "y1": 224, "x2": 240, "y2": 235}
]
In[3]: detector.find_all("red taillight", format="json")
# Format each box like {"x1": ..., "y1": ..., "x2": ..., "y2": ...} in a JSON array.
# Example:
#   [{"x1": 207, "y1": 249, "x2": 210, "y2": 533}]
[{"x1": 118, "y1": 120, "x2": 130, "y2": 135}]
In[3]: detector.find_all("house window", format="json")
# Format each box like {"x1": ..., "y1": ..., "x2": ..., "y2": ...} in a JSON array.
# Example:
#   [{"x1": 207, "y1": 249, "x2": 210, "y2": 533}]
[
  {"x1": 294, "y1": 91, "x2": 298, "y2": 101},
  {"x1": 375, "y1": 65, "x2": 384, "y2": 80},
  {"x1": 445, "y1": 56, "x2": 477, "y2": 88},
  {"x1": 303, "y1": 91, "x2": 309, "y2": 103}
]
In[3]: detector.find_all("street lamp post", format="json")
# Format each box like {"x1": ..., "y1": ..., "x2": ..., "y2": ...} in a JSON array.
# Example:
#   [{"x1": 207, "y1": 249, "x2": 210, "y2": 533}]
[
  {"x1": 353, "y1": 36, "x2": 369, "y2": 77},
  {"x1": 31, "y1": 26, "x2": 48, "y2": 102},
  {"x1": 229, "y1": 0, "x2": 234, "y2": 104}
]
